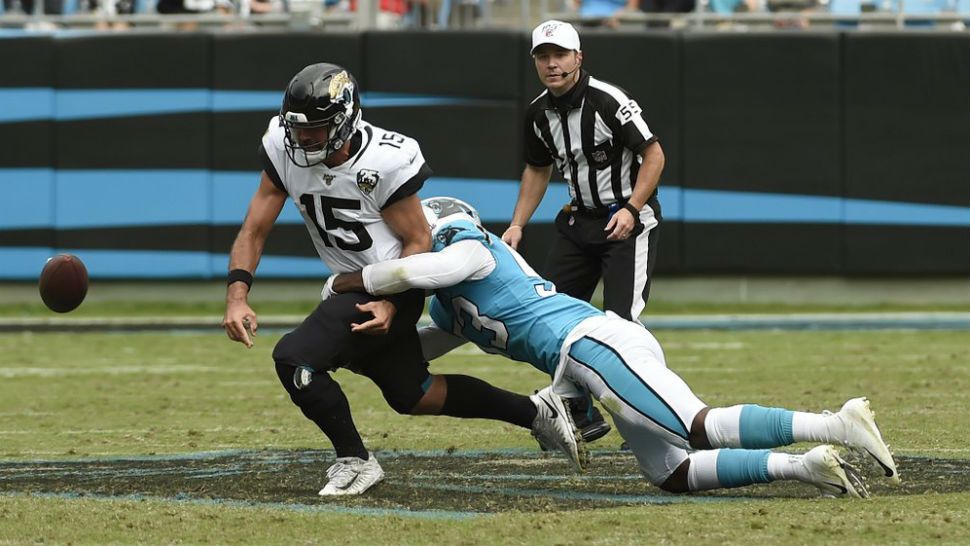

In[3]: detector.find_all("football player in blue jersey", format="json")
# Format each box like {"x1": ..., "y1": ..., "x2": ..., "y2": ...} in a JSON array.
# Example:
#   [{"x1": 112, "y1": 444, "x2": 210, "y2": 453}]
[{"x1": 323, "y1": 197, "x2": 900, "y2": 498}]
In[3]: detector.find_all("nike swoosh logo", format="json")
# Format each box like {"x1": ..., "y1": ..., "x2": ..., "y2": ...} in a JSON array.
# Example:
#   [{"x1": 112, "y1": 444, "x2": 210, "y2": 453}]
[
  {"x1": 866, "y1": 448, "x2": 895, "y2": 477},
  {"x1": 539, "y1": 395, "x2": 559, "y2": 419}
]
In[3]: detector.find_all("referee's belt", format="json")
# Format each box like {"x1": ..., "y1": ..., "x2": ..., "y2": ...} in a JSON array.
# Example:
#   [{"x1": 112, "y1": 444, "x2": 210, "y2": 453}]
[{"x1": 563, "y1": 201, "x2": 628, "y2": 218}]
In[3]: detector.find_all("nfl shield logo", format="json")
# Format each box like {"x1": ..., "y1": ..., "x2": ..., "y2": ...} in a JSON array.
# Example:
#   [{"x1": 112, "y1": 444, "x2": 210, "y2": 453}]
[
  {"x1": 356, "y1": 169, "x2": 380, "y2": 195},
  {"x1": 592, "y1": 150, "x2": 608, "y2": 163}
]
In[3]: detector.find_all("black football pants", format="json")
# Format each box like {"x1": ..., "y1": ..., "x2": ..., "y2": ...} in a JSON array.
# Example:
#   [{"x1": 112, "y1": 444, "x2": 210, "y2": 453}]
[{"x1": 544, "y1": 206, "x2": 661, "y2": 322}]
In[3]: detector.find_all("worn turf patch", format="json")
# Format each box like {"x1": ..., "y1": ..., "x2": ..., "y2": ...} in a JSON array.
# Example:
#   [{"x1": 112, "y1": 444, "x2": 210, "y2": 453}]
[{"x1": 1, "y1": 450, "x2": 966, "y2": 516}]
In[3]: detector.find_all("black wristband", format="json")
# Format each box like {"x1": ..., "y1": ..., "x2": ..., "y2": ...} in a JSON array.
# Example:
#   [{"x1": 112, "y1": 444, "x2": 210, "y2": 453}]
[
  {"x1": 227, "y1": 269, "x2": 254, "y2": 290},
  {"x1": 623, "y1": 203, "x2": 640, "y2": 217}
]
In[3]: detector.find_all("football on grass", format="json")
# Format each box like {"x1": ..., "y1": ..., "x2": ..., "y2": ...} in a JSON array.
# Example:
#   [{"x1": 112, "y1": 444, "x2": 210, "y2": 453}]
[{"x1": 39, "y1": 254, "x2": 88, "y2": 313}]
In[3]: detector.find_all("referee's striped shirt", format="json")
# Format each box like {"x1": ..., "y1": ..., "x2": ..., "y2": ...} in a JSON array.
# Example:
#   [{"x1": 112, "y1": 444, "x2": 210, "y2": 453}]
[{"x1": 524, "y1": 70, "x2": 659, "y2": 211}]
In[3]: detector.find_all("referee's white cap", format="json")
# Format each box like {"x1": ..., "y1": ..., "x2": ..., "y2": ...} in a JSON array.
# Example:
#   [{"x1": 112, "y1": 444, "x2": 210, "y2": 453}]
[{"x1": 530, "y1": 20, "x2": 581, "y2": 54}]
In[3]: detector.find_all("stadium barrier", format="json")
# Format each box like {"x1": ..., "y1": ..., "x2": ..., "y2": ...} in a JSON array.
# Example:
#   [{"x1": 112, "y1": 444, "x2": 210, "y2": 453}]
[{"x1": 0, "y1": 31, "x2": 967, "y2": 279}]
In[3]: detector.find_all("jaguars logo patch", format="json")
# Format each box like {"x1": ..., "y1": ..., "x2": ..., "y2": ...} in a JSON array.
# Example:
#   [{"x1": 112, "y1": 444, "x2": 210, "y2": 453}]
[
  {"x1": 328, "y1": 71, "x2": 353, "y2": 103},
  {"x1": 356, "y1": 169, "x2": 380, "y2": 195}
]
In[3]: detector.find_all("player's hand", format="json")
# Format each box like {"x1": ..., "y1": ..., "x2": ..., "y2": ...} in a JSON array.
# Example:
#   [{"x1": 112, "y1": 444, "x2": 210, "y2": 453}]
[
  {"x1": 501, "y1": 225, "x2": 524, "y2": 250},
  {"x1": 223, "y1": 299, "x2": 258, "y2": 348},
  {"x1": 605, "y1": 209, "x2": 637, "y2": 241},
  {"x1": 351, "y1": 300, "x2": 397, "y2": 335}
]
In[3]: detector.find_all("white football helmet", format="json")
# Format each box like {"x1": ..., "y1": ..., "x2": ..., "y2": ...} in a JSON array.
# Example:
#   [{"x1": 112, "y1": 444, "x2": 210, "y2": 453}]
[{"x1": 421, "y1": 197, "x2": 482, "y2": 237}]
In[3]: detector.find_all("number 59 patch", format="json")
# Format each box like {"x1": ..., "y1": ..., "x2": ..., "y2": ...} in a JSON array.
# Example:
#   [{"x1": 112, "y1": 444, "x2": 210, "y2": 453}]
[{"x1": 616, "y1": 100, "x2": 643, "y2": 123}]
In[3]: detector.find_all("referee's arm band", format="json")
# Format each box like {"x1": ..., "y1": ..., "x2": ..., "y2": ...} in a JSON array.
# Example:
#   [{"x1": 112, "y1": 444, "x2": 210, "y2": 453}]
[{"x1": 228, "y1": 269, "x2": 254, "y2": 291}]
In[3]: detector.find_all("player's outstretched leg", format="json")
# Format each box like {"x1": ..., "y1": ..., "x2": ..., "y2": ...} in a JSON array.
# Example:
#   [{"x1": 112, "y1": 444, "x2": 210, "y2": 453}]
[
  {"x1": 531, "y1": 387, "x2": 588, "y2": 471},
  {"x1": 694, "y1": 397, "x2": 897, "y2": 481},
  {"x1": 664, "y1": 446, "x2": 868, "y2": 499}
]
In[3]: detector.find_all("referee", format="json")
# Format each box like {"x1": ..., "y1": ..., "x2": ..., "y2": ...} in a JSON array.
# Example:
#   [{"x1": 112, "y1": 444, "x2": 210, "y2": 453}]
[
  {"x1": 502, "y1": 21, "x2": 666, "y2": 447},
  {"x1": 503, "y1": 20, "x2": 665, "y2": 323}
]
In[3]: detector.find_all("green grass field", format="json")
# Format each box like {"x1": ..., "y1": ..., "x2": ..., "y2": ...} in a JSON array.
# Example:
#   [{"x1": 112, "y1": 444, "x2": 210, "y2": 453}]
[{"x1": 1, "y1": 326, "x2": 969, "y2": 545}]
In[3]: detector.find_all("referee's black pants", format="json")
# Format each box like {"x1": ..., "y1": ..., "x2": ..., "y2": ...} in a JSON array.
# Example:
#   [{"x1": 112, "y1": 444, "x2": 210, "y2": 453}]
[{"x1": 544, "y1": 205, "x2": 661, "y2": 322}]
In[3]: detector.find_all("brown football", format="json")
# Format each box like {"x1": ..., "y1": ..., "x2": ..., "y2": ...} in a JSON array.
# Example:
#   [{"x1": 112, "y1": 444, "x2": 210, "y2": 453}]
[{"x1": 38, "y1": 254, "x2": 89, "y2": 313}]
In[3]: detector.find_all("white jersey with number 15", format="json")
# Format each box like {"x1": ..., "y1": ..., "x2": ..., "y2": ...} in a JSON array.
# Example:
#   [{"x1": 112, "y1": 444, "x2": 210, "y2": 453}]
[{"x1": 260, "y1": 116, "x2": 432, "y2": 274}]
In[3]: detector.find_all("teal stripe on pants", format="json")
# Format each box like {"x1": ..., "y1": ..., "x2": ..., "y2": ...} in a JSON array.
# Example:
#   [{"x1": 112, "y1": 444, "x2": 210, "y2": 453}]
[{"x1": 568, "y1": 337, "x2": 688, "y2": 439}]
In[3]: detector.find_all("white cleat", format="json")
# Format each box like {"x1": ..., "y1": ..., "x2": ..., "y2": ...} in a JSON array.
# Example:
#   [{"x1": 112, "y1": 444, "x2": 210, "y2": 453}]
[
  {"x1": 318, "y1": 453, "x2": 385, "y2": 496},
  {"x1": 801, "y1": 445, "x2": 869, "y2": 499},
  {"x1": 835, "y1": 397, "x2": 899, "y2": 483},
  {"x1": 530, "y1": 386, "x2": 587, "y2": 472}
]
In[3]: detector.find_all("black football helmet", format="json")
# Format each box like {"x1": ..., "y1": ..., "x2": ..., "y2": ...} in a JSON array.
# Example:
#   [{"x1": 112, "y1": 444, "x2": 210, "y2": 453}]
[{"x1": 280, "y1": 63, "x2": 362, "y2": 167}]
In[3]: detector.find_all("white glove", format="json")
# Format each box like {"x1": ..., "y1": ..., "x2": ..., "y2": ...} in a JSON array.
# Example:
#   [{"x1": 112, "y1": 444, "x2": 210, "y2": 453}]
[{"x1": 320, "y1": 275, "x2": 337, "y2": 301}]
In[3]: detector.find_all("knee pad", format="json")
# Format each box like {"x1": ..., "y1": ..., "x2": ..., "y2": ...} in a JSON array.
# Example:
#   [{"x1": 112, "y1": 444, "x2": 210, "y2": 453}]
[{"x1": 274, "y1": 360, "x2": 338, "y2": 407}]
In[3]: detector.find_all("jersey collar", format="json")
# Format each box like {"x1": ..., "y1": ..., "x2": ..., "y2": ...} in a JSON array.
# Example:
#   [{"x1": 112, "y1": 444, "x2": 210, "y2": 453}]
[
  {"x1": 547, "y1": 70, "x2": 589, "y2": 112},
  {"x1": 346, "y1": 129, "x2": 364, "y2": 158}
]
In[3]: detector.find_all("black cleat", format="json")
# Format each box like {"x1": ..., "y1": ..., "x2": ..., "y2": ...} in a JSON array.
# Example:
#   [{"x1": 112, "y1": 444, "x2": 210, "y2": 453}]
[
  {"x1": 567, "y1": 397, "x2": 612, "y2": 444},
  {"x1": 536, "y1": 395, "x2": 612, "y2": 451}
]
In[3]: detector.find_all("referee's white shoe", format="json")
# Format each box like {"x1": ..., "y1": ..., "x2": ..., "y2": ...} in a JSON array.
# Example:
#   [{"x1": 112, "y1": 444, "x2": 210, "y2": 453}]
[
  {"x1": 530, "y1": 386, "x2": 588, "y2": 472},
  {"x1": 319, "y1": 453, "x2": 384, "y2": 496}
]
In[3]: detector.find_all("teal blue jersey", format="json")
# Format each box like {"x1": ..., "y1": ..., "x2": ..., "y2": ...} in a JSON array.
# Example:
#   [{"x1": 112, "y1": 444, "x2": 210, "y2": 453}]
[{"x1": 428, "y1": 219, "x2": 601, "y2": 375}]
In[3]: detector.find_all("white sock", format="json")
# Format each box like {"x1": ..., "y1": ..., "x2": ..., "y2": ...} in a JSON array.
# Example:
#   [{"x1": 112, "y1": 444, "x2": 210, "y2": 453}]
[
  {"x1": 704, "y1": 405, "x2": 743, "y2": 448},
  {"x1": 791, "y1": 411, "x2": 842, "y2": 444},
  {"x1": 766, "y1": 452, "x2": 809, "y2": 482},
  {"x1": 686, "y1": 450, "x2": 721, "y2": 491}
]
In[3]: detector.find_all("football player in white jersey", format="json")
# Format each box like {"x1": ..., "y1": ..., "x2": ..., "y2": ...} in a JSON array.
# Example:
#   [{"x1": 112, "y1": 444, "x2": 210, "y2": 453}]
[
  {"x1": 325, "y1": 197, "x2": 900, "y2": 499},
  {"x1": 222, "y1": 65, "x2": 583, "y2": 497}
]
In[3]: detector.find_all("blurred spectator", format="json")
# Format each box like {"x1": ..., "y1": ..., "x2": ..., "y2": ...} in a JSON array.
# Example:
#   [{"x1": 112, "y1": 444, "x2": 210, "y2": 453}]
[
  {"x1": 403, "y1": 0, "x2": 430, "y2": 27},
  {"x1": 345, "y1": 0, "x2": 408, "y2": 27},
  {"x1": 437, "y1": 0, "x2": 479, "y2": 28},
  {"x1": 707, "y1": 0, "x2": 760, "y2": 12},
  {"x1": 2, "y1": 0, "x2": 65, "y2": 14},
  {"x1": 638, "y1": 0, "x2": 694, "y2": 27},
  {"x1": 574, "y1": 0, "x2": 638, "y2": 26},
  {"x1": 157, "y1": 0, "x2": 231, "y2": 13},
  {"x1": 640, "y1": 0, "x2": 695, "y2": 12}
]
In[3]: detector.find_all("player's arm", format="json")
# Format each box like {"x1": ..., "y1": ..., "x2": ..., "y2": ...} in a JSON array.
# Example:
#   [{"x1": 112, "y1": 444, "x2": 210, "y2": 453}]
[
  {"x1": 329, "y1": 240, "x2": 494, "y2": 296},
  {"x1": 381, "y1": 193, "x2": 432, "y2": 257},
  {"x1": 223, "y1": 172, "x2": 287, "y2": 348},
  {"x1": 347, "y1": 193, "x2": 433, "y2": 335}
]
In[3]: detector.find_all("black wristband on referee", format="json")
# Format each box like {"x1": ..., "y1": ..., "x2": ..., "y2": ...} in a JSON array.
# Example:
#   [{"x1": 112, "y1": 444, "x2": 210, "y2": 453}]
[
  {"x1": 623, "y1": 203, "x2": 640, "y2": 217},
  {"x1": 227, "y1": 269, "x2": 254, "y2": 290}
]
